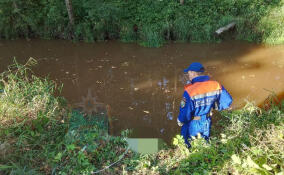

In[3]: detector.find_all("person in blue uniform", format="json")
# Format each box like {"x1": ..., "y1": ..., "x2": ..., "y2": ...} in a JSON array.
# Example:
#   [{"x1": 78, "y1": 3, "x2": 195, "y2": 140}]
[{"x1": 177, "y1": 62, "x2": 232, "y2": 147}]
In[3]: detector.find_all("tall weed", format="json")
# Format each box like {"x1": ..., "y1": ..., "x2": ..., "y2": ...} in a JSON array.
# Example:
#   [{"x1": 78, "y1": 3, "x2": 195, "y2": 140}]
[{"x1": 0, "y1": 58, "x2": 63, "y2": 129}]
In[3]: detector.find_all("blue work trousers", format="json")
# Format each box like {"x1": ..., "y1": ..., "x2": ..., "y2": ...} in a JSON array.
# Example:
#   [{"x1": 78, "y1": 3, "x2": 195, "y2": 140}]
[{"x1": 181, "y1": 116, "x2": 212, "y2": 147}]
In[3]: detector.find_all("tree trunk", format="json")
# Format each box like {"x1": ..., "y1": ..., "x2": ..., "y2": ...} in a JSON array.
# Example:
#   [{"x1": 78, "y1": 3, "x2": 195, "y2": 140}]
[
  {"x1": 65, "y1": 0, "x2": 74, "y2": 26},
  {"x1": 180, "y1": 0, "x2": 184, "y2": 5}
]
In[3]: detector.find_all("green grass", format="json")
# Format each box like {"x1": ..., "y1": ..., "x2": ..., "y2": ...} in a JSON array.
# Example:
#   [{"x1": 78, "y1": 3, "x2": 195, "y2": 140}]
[
  {"x1": 0, "y1": 59, "x2": 129, "y2": 175},
  {"x1": 119, "y1": 24, "x2": 137, "y2": 43},
  {"x1": 1, "y1": 0, "x2": 283, "y2": 46},
  {"x1": 121, "y1": 102, "x2": 284, "y2": 174},
  {"x1": 0, "y1": 60, "x2": 283, "y2": 174},
  {"x1": 139, "y1": 25, "x2": 165, "y2": 48},
  {"x1": 0, "y1": 58, "x2": 63, "y2": 129}
]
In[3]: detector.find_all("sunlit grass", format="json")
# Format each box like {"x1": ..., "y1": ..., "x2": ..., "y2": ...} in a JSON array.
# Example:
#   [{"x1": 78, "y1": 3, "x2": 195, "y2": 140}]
[
  {"x1": 0, "y1": 58, "x2": 63, "y2": 129},
  {"x1": 122, "y1": 102, "x2": 284, "y2": 174},
  {"x1": 0, "y1": 59, "x2": 283, "y2": 174},
  {"x1": 0, "y1": 59, "x2": 128, "y2": 175}
]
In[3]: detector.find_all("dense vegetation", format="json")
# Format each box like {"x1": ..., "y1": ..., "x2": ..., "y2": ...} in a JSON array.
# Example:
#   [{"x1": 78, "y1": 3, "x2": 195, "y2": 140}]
[
  {"x1": 0, "y1": 0, "x2": 283, "y2": 47},
  {"x1": 0, "y1": 60, "x2": 283, "y2": 174}
]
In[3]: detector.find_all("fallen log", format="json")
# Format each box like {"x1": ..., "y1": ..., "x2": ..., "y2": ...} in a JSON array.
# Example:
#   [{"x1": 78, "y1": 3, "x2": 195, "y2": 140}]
[{"x1": 215, "y1": 22, "x2": 236, "y2": 35}]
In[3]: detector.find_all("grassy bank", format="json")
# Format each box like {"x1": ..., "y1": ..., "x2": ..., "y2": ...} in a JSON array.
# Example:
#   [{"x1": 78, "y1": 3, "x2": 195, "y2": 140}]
[
  {"x1": 0, "y1": 59, "x2": 129, "y2": 175},
  {"x1": 122, "y1": 103, "x2": 284, "y2": 174},
  {"x1": 0, "y1": 60, "x2": 283, "y2": 174},
  {"x1": 0, "y1": 0, "x2": 283, "y2": 47}
]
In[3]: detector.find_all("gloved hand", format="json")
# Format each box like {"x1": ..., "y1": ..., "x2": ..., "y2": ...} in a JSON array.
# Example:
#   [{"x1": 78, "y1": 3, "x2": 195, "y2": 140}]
[{"x1": 177, "y1": 118, "x2": 183, "y2": 127}]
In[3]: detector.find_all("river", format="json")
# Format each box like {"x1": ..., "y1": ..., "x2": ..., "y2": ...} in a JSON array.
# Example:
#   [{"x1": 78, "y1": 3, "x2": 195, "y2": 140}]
[{"x1": 0, "y1": 39, "x2": 283, "y2": 143}]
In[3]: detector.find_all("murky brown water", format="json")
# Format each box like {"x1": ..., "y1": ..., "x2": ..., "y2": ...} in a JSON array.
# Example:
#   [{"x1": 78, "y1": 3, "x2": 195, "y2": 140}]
[{"x1": 0, "y1": 39, "x2": 283, "y2": 143}]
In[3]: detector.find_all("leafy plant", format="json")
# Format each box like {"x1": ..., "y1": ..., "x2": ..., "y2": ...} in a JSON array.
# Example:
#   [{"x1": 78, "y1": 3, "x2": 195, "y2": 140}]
[{"x1": 1, "y1": 0, "x2": 283, "y2": 45}]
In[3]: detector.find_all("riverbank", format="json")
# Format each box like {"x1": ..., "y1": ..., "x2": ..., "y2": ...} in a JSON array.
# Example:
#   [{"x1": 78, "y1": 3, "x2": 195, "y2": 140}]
[
  {"x1": 0, "y1": 59, "x2": 130, "y2": 174},
  {"x1": 0, "y1": 60, "x2": 283, "y2": 174},
  {"x1": 0, "y1": 0, "x2": 283, "y2": 47}
]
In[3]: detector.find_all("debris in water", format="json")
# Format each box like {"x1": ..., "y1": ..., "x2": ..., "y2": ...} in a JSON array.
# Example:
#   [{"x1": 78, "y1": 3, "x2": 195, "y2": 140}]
[
  {"x1": 164, "y1": 89, "x2": 171, "y2": 93},
  {"x1": 65, "y1": 72, "x2": 69, "y2": 74},
  {"x1": 241, "y1": 75, "x2": 246, "y2": 80},
  {"x1": 71, "y1": 78, "x2": 78, "y2": 85},
  {"x1": 111, "y1": 66, "x2": 117, "y2": 69},
  {"x1": 143, "y1": 110, "x2": 150, "y2": 114},
  {"x1": 128, "y1": 106, "x2": 134, "y2": 110},
  {"x1": 121, "y1": 62, "x2": 129, "y2": 66},
  {"x1": 120, "y1": 87, "x2": 124, "y2": 90},
  {"x1": 167, "y1": 112, "x2": 173, "y2": 120},
  {"x1": 165, "y1": 103, "x2": 171, "y2": 112},
  {"x1": 98, "y1": 65, "x2": 103, "y2": 68},
  {"x1": 134, "y1": 88, "x2": 139, "y2": 91}
]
